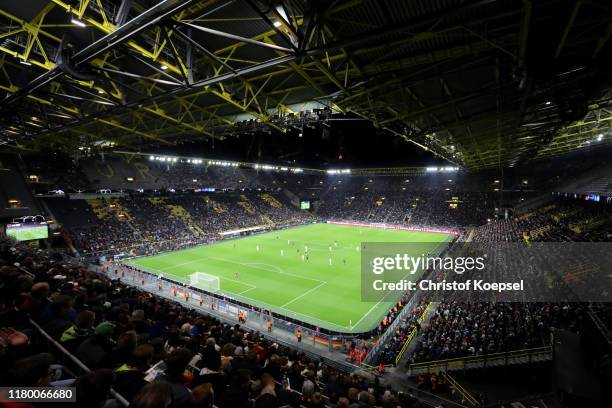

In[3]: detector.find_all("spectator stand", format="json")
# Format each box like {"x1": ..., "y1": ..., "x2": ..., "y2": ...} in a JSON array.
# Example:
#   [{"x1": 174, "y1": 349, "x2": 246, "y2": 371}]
[
  {"x1": 99, "y1": 262, "x2": 363, "y2": 375},
  {"x1": 406, "y1": 337, "x2": 554, "y2": 376}
]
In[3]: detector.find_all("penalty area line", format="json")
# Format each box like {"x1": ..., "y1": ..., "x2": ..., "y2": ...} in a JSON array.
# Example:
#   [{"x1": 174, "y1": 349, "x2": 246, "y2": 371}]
[{"x1": 280, "y1": 281, "x2": 327, "y2": 308}]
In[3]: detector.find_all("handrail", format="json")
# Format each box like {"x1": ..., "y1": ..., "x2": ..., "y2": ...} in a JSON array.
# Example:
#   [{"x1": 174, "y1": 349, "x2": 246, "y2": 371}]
[
  {"x1": 408, "y1": 344, "x2": 553, "y2": 373},
  {"x1": 29, "y1": 318, "x2": 130, "y2": 407},
  {"x1": 441, "y1": 371, "x2": 480, "y2": 407},
  {"x1": 394, "y1": 302, "x2": 432, "y2": 366}
]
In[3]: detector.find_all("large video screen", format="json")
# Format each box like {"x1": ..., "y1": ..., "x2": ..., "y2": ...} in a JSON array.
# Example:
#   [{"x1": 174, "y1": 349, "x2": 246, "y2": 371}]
[
  {"x1": 6, "y1": 222, "x2": 48, "y2": 241},
  {"x1": 300, "y1": 200, "x2": 311, "y2": 210}
]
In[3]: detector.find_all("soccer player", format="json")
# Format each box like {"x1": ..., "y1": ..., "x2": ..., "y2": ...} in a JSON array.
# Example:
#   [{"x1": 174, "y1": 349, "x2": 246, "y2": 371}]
[
  {"x1": 304, "y1": 245, "x2": 308, "y2": 253},
  {"x1": 343, "y1": 259, "x2": 346, "y2": 266},
  {"x1": 328, "y1": 258, "x2": 332, "y2": 266},
  {"x1": 329, "y1": 245, "x2": 332, "y2": 252},
  {"x1": 301, "y1": 254, "x2": 305, "y2": 262},
  {"x1": 234, "y1": 271, "x2": 240, "y2": 279},
  {"x1": 280, "y1": 249, "x2": 284, "y2": 256},
  {"x1": 256, "y1": 244, "x2": 260, "y2": 252}
]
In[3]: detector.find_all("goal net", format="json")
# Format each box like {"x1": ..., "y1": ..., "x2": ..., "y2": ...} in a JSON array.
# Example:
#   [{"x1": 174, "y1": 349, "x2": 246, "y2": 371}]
[{"x1": 189, "y1": 272, "x2": 220, "y2": 292}]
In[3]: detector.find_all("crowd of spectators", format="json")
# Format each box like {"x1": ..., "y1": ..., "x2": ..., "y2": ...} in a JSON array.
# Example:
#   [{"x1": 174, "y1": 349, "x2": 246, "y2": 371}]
[
  {"x1": 1, "y1": 239, "x2": 431, "y2": 408},
  {"x1": 316, "y1": 186, "x2": 490, "y2": 228},
  {"x1": 472, "y1": 200, "x2": 612, "y2": 243},
  {"x1": 409, "y1": 302, "x2": 584, "y2": 364},
  {"x1": 60, "y1": 193, "x2": 311, "y2": 257}
]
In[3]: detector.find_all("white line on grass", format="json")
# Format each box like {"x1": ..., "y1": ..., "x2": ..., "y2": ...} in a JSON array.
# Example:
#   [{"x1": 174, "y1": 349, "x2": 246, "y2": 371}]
[
  {"x1": 236, "y1": 286, "x2": 257, "y2": 295},
  {"x1": 280, "y1": 281, "x2": 327, "y2": 308},
  {"x1": 350, "y1": 298, "x2": 386, "y2": 330},
  {"x1": 242, "y1": 262, "x2": 284, "y2": 273},
  {"x1": 220, "y1": 277, "x2": 256, "y2": 291},
  {"x1": 210, "y1": 256, "x2": 326, "y2": 284}
]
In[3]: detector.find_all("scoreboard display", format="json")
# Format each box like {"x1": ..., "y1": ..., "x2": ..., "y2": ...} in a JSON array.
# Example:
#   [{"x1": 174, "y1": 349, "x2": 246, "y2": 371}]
[
  {"x1": 6, "y1": 219, "x2": 48, "y2": 241},
  {"x1": 300, "y1": 200, "x2": 311, "y2": 210}
]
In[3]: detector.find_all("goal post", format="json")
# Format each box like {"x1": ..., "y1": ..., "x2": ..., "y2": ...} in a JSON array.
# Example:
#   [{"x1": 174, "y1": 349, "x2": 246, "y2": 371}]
[{"x1": 189, "y1": 272, "x2": 220, "y2": 292}]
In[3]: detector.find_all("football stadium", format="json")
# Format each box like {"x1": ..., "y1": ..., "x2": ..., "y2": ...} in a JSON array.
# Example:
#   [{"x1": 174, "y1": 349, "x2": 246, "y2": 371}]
[
  {"x1": 0, "y1": 1, "x2": 611, "y2": 408},
  {"x1": 124, "y1": 223, "x2": 454, "y2": 333}
]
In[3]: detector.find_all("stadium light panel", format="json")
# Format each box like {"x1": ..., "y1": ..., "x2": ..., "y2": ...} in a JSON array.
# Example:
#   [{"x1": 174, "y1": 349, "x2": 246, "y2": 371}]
[
  {"x1": 273, "y1": 20, "x2": 282, "y2": 27},
  {"x1": 71, "y1": 18, "x2": 86, "y2": 27}
]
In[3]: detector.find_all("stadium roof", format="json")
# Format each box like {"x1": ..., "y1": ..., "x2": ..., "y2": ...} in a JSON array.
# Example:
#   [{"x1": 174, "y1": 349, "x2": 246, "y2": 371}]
[{"x1": 1, "y1": 0, "x2": 611, "y2": 169}]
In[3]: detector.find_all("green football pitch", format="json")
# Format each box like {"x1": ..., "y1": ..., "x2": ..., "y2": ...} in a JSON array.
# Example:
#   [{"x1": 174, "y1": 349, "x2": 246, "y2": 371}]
[{"x1": 124, "y1": 223, "x2": 453, "y2": 333}]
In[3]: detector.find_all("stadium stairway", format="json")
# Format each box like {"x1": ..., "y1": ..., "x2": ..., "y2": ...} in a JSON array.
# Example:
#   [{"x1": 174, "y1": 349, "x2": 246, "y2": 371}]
[
  {"x1": 86, "y1": 198, "x2": 133, "y2": 222},
  {"x1": 259, "y1": 213, "x2": 274, "y2": 226},
  {"x1": 206, "y1": 197, "x2": 226, "y2": 213},
  {"x1": 524, "y1": 225, "x2": 552, "y2": 241},
  {"x1": 259, "y1": 193, "x2": 283, "y2": 208},
  {"x1": 148, "y1": 197, "x2": 205, "y2": 236},
  {"x1": 569, "y1": 214, "x2": 612, "y2": 234},
  {"x1": 237, "y1": 195, "x2": 256, "y2": 214}
]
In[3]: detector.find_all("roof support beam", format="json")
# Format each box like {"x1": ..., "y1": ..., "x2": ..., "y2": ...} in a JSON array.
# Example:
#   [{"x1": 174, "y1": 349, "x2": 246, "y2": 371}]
[
  {"x1": 555, "y1": 0, "x2": 583, "y2": 58},
  {"x1": 177, "y1": 21, "x2": 294, "y2": 53},
  {"x1": 0, "y1": 0, "x2": 201, "y2": 109},
  {"x1": 115, "y1": 0, "x2": 134, "y2": 26}
]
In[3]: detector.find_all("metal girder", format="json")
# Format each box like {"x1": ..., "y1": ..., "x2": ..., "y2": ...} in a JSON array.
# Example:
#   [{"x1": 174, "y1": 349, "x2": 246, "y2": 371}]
[
  {"x1": 1, "y1": 0, "x2": 611, "y2": 171},
  {"x1": 555, "y1": 0, "x2": 583, "y2": 58},
  {"x1": 0, "y1": 6, "x2": 60, "y2": 70},
  {"x1": 177, "y1": 21, "x2": 293, "y2": 53},
  {"x1": 94, "y1": 118, "x2": 173, "y2": 144},
  {"x1": 0, "y1": 0, "x2": 204, "y2": 108},
  {"x1": 115, "y1": 0, "x2": 134, "y2": 26}
]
